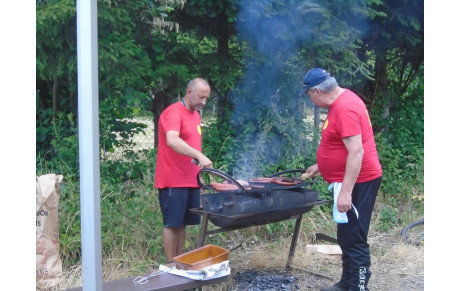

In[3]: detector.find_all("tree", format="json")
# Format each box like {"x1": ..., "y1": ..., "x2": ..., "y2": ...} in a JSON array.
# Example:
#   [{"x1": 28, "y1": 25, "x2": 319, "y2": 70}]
[
  {"x1": 36, "y1": 0, "x2": 77, "y2": 115},
  {"x1": 36, "y1": 0, "x2": 424, "y2": 182},
  {"x1": 36, "y1": 0, "x2": 185, "y2": 165},
  {"x1": 360, "y1": 0, "x2": 424, "y2": 130},
  {"x1": 173, "y1": 0, "x2": 243, "y2": 124}
]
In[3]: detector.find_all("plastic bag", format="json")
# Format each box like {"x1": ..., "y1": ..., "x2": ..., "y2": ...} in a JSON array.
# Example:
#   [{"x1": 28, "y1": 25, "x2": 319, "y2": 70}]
[{"x1": 328, "y1": 182, "x2": 359, "y2": 224}]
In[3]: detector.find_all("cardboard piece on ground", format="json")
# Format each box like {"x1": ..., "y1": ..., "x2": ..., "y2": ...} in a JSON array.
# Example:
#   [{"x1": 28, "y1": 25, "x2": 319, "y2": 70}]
[{"x1": 306, "y1": 244, "x2": 342, "y2": 255}]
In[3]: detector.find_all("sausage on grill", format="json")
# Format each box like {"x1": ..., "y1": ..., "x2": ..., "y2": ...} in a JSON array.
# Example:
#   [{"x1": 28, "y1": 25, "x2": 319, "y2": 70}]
[
  {"x1": 272, "y1": 177, "x2": 301, "y2": 186},
  {"x1": 249, "y1": 177, "x2": 273, "y2": 183},
  {"x1": 210, "y1": 182, "x2": 251, "y2": 191}
]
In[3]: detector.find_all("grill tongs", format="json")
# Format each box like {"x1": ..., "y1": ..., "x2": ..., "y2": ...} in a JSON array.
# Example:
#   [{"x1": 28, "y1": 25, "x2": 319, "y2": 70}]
[
  {"x1": 197, "y1": 168, "x2": 250, "y2": 194},
  {"x1": 197, "y1": 168, "x2": 315, "y2": 196},
  {"x1": 267, "y1": 169, "x2": 318, "y2": 185}
]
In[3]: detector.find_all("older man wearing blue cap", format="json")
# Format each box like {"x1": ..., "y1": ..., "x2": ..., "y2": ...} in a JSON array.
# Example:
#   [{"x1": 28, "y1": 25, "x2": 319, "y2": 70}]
[{"x1": 300, "y1": 68, "x2": 382, "y2": 291}]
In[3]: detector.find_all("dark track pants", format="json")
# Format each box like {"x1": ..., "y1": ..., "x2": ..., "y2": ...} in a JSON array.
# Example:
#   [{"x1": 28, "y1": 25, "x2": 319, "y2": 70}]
[{"x1": 336, "y1": 177, "x2": 381, "y2": 291}]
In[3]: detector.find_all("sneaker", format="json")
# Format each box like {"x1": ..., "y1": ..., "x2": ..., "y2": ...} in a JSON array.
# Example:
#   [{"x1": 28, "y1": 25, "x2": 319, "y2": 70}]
[{"x1": 320, "y1": 282, "x2": 347, "y2": 291}]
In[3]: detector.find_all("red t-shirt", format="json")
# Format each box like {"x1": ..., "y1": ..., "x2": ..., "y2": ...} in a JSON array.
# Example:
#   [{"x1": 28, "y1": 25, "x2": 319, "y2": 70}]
[
  {"x1": 317, "y1": 89, "x2": 382, "y2": 183},
  {"x1": 154, "y1": 102, "x2": 202, "y2": 188}
]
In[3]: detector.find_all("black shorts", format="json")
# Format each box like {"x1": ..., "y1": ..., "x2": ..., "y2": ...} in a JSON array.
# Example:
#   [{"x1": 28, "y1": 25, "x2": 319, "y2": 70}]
[{"x1": 158, "y1": 187, "x2": 201, "y2": 227}]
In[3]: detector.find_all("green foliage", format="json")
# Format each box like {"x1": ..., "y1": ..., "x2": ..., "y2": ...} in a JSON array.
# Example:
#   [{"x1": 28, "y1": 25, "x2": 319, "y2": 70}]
[
  {"x1": 201, "y1": 114, "x2": 236, "y2": 171},
  {"x1": 36, "y1": 0, "x2": 172, "y2": 169},
  {"x1": 51, "y1": 115, "x2": 79, "y2": 174},
  {"x1": 376, "y1": 205, "x2": 399, "y2": 231},
  {"x1": 371, "y1": 62, "x2": 424, "y2": 208},
  {"x1": 46, "y1": 150, "x2": 162, "y2": 265},
  {"x1": 36, "y1": 111, "x2": 79, "y2": 179},
  {"x1": 57, "y1": 175, "x2": 82, "y2": 264},
  {"x1": 98, "y1": 178, "x2": 163, "y2": 260},
  {"x1": 36, "y1": 105, "x2": 55, "y2": 157},
  {"x1": 263, "y1": 220, "x2": 295, "y2": 236},
  {"x1": 375, "y1": 133, "x2": 423, "y2": 202},
  {"x1": 291, "y1": 0, "x2": 375, "y2": 87},
  {"x1": 36, "y1": 0, "x2": 77, "y2": 83},
  {"x1": 99, "y1": 101, "x2": 149, "y2": 157}
]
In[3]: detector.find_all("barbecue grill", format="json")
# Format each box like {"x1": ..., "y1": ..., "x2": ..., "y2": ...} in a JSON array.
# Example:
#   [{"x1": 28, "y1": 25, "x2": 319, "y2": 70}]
[{"x1": 191, "y1": 168, "x2": 328, "y2": 269}]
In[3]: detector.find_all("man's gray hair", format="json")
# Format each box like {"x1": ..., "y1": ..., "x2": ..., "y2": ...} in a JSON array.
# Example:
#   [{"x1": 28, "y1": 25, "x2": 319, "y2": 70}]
[
  {"x1": 311, "y1": 76, "x2": 338, "y2": 93},
  {"x1": 187, "y1": 78, "x2": 210, "y2": 92}
]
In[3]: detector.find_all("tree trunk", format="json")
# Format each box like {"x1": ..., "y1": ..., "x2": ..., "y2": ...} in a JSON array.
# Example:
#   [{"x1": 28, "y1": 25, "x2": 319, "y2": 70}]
[
  {"x1": 367, "y1": 46, "x2": 391, "y2": 133},
  {"x1": 152, "y1": 91, "x2": 170, "y2": 149},
  {"x1": 151, "y1": 75, "x2": 178, "y2": 148},
  {"x1": 215, "y1": 8, "x2": 232, "y2": 126},
  {"x1": 313, "y1": 105, "x2": 321, "y2": 145},
  {"x1": 52, "y1": 76, "x2": 59, "y2": 113}
]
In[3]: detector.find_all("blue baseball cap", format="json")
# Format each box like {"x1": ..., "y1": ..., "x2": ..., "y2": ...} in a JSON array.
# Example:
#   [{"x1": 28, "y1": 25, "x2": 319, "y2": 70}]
[{"x1": 298, "y1": 68, "x2": 331, "y2": 97}]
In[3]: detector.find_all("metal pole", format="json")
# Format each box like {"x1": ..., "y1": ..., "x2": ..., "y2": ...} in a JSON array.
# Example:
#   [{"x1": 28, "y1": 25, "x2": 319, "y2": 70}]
[{"x1": 77, "y1": 0, "x2": 102, "y2": 290}]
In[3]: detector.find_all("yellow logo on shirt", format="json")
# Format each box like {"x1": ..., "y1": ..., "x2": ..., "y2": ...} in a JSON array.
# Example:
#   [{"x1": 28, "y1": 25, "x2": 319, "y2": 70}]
[
  {"x1": 365, "y1": 110, "x2": 372, "y2": 127},
  {"x1": 197, "y1": 125, "x2": 202, "y2": 135},
  {"x1": 323, "y1": 119, "x2": 329, "y2": 130}
]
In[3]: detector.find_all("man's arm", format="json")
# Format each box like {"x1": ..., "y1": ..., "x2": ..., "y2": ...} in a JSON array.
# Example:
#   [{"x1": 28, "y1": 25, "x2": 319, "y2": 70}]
[
  {"x1": 166, "y1": 131, "x2": 213, "y2": 168},
  {"x1": 337, "y1": 134, "x2": 364, "y2": 212}
]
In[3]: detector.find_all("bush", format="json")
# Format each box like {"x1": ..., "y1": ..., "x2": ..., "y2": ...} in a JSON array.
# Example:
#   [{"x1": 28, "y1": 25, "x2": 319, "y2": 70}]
[{"x1": 373, "y1": 80, "x2": 424, "y2": 210}]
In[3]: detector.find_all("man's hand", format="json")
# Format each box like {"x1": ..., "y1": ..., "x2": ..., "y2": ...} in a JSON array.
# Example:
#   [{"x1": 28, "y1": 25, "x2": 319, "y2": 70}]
[
  {"x1": 196, "y1": 155, "x2": 212, "y2": 169},
  {"x1": 301, "y1": 164, "x2": 321, "y2": 180},
  {"x1": 336, "y1": 190, "x2": 352, "y2": 213}
]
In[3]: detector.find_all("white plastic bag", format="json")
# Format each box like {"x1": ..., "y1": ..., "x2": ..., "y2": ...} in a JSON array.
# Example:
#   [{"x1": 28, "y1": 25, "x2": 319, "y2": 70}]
[{"x1": 328, "y1": 182, "x2": 359, "y2": 224}]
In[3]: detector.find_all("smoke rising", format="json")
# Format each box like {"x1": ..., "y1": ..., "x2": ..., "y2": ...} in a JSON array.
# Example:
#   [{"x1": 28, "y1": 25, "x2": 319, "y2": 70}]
[{"x1": 227, "y1": 0, "x2": 369, "y2": 178}]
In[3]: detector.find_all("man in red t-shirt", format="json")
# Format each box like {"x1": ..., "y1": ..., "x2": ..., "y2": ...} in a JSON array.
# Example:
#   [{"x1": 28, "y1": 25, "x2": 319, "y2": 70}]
[
  {"x1": 154, "y1": 78, "x2": 213, "y2": 263},
  {"x1": 299, "y1": 68, "x2": 382, "y2": 291}
]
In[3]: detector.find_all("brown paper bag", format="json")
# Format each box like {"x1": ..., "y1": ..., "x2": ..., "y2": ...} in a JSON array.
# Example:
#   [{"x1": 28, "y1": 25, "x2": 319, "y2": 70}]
[{"x1": 36, "y1": 174, "x2": 64, "y2": 289}]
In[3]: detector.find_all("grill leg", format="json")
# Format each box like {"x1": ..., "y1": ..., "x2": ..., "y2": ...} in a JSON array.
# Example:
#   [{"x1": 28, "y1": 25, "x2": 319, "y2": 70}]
[
  {"x1": 197, "y1": 212, "x2": 209, "y2": 247},
  {"x1": 286, "y1": 214, "x2": 303, "y2": 270}
]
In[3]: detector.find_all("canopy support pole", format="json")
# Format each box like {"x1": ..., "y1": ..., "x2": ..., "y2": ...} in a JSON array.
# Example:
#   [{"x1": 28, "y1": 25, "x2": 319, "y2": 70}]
[{"x1": 77, "y1": 0, "x2": 102, "y2": 290}]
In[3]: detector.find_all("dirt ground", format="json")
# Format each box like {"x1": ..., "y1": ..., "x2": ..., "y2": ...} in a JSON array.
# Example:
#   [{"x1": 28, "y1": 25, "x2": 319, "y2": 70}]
[
  {"x1": 46, "y1": 227, "x2": 423, "y2": 291},
  {"x1": 219, "y1": 230, "x2": 424, "y2": 291}
]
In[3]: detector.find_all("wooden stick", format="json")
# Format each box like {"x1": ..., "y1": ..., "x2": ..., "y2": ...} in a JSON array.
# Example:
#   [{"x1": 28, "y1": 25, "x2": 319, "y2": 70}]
[{"x1": 290, "y1": 265, "x2": 334, "y2": 280}]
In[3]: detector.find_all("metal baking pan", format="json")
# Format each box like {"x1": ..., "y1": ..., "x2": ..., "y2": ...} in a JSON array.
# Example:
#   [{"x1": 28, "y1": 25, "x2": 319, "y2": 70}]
[{"x1": 173, "y1": 244, "x2": 229, "y2": 271}]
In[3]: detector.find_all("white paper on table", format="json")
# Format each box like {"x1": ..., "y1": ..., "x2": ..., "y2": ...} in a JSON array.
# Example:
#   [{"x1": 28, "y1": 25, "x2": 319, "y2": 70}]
[{"x1": 159, "y1": 260, "x2": 230, "y2": 281}]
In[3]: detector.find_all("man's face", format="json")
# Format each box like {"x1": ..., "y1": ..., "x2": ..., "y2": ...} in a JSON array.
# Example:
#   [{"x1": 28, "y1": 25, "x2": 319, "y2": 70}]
[
  {"x1": 189, "y1": 83, "x2": 210, "y2": 111},
  {"x1": 307, "y1": 88, "x2": 325, "y2": 107}
]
